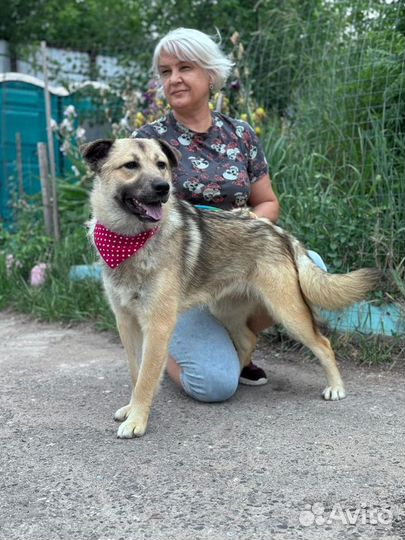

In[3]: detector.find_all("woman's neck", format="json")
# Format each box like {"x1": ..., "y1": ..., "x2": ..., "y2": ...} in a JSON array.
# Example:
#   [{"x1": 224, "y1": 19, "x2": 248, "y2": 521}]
[{"x1": 172, "y1": 105, "x2": 213, "y2": 133}]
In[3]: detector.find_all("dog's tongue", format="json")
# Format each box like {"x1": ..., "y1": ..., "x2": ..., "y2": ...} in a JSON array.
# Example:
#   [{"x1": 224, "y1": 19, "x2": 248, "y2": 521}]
[{"x1": 140, "y1": 202, "x2": 163, "y2": 221}]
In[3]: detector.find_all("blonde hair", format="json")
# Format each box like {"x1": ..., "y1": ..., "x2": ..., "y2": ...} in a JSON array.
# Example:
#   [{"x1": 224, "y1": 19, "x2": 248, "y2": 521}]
[{"x1": 152, "y1": 28, "x2": 234, "y2": 91}]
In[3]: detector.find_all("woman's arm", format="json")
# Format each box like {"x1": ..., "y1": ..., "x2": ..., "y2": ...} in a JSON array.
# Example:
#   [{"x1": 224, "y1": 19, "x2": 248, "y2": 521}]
[{"x1": 248, "y1": 174, "x2": 280, "y2": 223}]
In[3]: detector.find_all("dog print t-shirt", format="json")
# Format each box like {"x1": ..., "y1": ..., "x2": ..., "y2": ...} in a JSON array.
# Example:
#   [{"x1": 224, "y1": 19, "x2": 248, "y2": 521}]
[{"x1": 131, "y1": 112, "x2": 269, "y2": 210}]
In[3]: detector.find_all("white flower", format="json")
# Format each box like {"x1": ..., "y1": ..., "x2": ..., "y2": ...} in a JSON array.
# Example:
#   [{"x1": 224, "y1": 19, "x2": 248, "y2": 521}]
[
  {"x1": 60, "y1": 118, "x2": 74, "y2": 132},
  {"x1": 119, "y1": 116, "x2": 130, "y2": 130},
  {"x1": 76, "y1": 127, "x2": 86, "y2": 141},
  {"x1": 64, "y1": 105, "x2": 77, "y2": 118},
  {"x1": 50, "y1": 118, "x2": 58, "y2": 131},
  {"x1": 61, "y1": 140, "x2": 71, "y2": 155}
]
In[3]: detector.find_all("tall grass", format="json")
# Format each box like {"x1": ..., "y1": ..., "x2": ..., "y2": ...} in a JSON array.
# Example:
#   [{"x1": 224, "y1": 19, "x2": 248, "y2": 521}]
[
  {"x1": 254, "y1": 14, "x2": 404, "y2": 283},
  {"x1": 261, "y1": 116, "x2": 404, "y2": 278}
]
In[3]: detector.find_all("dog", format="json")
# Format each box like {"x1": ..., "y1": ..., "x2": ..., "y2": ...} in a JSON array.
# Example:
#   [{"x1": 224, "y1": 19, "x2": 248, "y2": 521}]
[{"x1": 81, "y1": 138, "x2": 381, "y2": 439}]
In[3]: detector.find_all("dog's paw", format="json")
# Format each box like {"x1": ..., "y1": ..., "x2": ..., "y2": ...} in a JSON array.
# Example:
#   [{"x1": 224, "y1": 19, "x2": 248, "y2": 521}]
[
  {"x1": 114, "y1": 404, "x2": 132, "y2": 422},
  {"x1": 117, "y1": 415, "x2": 147, "y2": 439},
  {"x1": 322, "y1": 385, "x2": 346, "y2": 401}
]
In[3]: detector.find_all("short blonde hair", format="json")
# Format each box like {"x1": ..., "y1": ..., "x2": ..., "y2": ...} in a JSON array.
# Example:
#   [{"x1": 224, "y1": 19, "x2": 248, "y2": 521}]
[{"x1": 152, "y1": 28, "x2": 234, "y2": 91}]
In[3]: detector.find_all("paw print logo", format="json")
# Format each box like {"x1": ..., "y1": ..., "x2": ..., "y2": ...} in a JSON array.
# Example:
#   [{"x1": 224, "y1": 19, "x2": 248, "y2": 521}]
[{"x1": 299, "y1": 503, "x2": 325, "y2": 527}]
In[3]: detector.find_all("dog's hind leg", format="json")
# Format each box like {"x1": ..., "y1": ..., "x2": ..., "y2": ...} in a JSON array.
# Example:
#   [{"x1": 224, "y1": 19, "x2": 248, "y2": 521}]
[
  {"x1": 210, "y1": 300, "x2": 257, "y2": 369},
  {"x1": 228, "y1": 325, "x2": 257, "y2": 369},
  {"x1": 114, "y1": 310, "x2": 143, "y2": 422},
  {"x1": 260, "y1": 277, "x2": 346, "y2": 400}
]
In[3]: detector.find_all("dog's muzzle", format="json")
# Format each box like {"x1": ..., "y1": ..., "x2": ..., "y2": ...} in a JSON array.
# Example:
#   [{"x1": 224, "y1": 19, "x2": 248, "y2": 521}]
[{"x1": 119, "y1": 179, "x2": 170, "y2": 222}]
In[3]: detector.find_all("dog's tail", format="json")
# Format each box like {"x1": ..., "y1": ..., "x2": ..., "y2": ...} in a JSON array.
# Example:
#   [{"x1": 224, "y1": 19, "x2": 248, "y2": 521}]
[{"x1": 293, "y1": 242, "x2": 382, "y2": 310}]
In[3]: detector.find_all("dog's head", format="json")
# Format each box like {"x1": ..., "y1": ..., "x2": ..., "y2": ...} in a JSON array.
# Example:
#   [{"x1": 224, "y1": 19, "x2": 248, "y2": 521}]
[{"x1": 81, "y1": 138, "x2": 180, "y2": 224}]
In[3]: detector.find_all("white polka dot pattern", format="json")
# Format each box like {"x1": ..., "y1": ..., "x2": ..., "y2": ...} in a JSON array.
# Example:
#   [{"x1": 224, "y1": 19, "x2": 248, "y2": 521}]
[{"x1": 94, "y1": 222, "x2": 159, "y2": 269}]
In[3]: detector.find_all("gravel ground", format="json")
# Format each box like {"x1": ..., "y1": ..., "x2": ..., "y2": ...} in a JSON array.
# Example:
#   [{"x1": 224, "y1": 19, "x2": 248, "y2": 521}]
[{"x1": 1, "y1": 310, "x2": 404, "y2": 540}]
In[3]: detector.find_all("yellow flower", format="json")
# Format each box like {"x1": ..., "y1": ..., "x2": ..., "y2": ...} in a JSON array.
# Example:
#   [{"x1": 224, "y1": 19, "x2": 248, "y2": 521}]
[
  {"x1": 240, "y1": 113, "x2": 248, "y2": 122},
  {"x1": 254, "y1": 107, "x2": 266, "y2": 120},
  {"x1": 255, "y1": 126, "x2": 262, "y2": 136},
  {"x1": 208, "y1": 102, "x2": 215, "y2": 111}
]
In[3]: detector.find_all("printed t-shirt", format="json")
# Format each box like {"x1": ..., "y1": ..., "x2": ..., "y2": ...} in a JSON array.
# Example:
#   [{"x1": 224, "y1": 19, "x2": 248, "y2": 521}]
[{"x1": 132, "y1": 112, "x2": 268, "y2": 210}]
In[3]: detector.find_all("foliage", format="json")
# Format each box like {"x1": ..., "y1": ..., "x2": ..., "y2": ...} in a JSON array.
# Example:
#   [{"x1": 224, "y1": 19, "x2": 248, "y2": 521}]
[
  {"x1": 0, "y1": 202, "x2": 114, "y2": 329},
  {"x1": 0, "y1": 0, "x2": 146, "y2": 75}
]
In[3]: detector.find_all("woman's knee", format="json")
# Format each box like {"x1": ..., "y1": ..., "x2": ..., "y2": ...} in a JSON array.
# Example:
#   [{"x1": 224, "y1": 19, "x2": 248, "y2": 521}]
[
  {"x1": 169, "y1": 307, "x2": 241, "y2": 403},
  {"x1": 180, "y1": 366, "x2": 239, "y2": 403}
]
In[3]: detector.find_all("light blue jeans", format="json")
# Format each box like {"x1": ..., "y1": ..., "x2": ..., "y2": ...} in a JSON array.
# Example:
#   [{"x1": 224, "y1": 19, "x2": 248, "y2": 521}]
[{"x1": 169, "y1": 250, "x2": 327, "y2": 403}]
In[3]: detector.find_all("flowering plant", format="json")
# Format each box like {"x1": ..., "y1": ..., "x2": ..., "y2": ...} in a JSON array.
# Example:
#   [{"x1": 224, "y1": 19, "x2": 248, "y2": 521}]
[
  {"x1": 225, "y1": 32, "x2": 268, "y2": 136},
  {"x1": 53, "y1": 105, "x2": 91, "y2": 184}
]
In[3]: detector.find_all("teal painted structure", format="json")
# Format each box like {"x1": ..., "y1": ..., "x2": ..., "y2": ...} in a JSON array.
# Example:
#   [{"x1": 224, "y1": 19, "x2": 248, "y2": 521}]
[
  {"x1": 0, "y1": 75, "x2": 66, "y2": 223},
  {"x1": 320, "y1": 302, "x2": 404, "y2": 337},
  {"x1": 0, "y1": 74, "x2": 123, "y2": 225}
]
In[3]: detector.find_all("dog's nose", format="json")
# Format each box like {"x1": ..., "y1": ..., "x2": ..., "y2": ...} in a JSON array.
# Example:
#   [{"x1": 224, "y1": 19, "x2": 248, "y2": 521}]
[{"x1": 152, "y1": 180, "x2": 170, "y2": 195}]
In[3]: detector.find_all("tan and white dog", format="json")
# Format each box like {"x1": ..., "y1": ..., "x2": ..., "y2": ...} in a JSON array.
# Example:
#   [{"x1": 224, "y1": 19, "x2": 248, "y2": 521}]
[{"x1": 82, "y1": 138, "x2": 381, "y2": 439}]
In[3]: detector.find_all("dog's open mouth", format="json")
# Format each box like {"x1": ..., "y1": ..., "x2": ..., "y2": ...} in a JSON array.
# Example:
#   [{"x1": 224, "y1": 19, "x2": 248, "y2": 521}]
[{"x1": 123, "y1": 197, "x2": 163, "y2": 222}]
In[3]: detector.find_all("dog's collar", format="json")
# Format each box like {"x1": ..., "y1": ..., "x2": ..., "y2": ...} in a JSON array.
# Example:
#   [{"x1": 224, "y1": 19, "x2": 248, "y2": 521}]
[{"x1": 94, "y1": 222, "x2": 159, "y2": 269}]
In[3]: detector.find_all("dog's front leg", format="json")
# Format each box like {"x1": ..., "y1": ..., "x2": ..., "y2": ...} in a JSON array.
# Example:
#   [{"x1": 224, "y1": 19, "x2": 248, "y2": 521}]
[
  {"x1": 117, "y1": 302, "x2": 177, "y2": 439},
  {"x1": 114, "y1": 310, "x2": 143, "y2": 422}
]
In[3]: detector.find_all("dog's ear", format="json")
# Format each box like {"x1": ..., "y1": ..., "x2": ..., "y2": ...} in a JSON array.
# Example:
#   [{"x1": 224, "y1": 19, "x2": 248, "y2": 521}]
[
  {"x1": 157, "y1": 139, "x2": 181, "y2": 169},
  {"x1": 80, "y1": 139, "x2": 114, "y2": 172}
]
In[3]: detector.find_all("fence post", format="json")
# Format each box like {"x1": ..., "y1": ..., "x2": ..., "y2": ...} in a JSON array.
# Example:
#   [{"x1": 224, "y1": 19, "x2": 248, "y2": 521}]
[
  {"x1": 37, "y1": 142, "x2": 53, "y2": 237},
  {"x1": 41, "y1": 40, "x2": 60, "y2": 241}
]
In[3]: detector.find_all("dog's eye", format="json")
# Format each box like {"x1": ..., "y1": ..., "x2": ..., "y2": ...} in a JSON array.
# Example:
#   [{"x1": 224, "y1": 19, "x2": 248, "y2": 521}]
[
  {"x1": 124, "y1": 161, "x2": 139, "y2": 170},
  {"x1": 157, "y1": 161, "x2": 167, "y2": 170}
]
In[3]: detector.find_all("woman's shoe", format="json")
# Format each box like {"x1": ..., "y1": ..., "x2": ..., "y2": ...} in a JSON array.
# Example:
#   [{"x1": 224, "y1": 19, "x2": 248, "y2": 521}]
[{"x1": 239, "y1": 363, "x2": 268, "y2": 386}]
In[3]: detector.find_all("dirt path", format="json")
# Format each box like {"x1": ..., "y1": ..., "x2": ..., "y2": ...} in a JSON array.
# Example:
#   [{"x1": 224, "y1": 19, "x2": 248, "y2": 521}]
[{"x1": 1, "y1": 310, "x2": 404, "y2": 540}]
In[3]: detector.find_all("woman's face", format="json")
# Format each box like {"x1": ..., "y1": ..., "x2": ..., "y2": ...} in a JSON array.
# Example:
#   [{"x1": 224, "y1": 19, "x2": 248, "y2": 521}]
[{"x1": 158, "y1": 52, "x2": 211, "y2": 113}]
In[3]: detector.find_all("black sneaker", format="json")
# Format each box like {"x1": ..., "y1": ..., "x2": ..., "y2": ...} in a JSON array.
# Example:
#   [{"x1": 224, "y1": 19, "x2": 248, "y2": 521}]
[{"x1": 239, "y1": 363, "x2": 268, "y2": 386}]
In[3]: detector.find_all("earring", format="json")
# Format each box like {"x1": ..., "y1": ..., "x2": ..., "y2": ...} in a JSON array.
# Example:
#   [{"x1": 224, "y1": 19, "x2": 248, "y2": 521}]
[{"x1": 209, "y1": 83, "x2": 214, "y2": 91}]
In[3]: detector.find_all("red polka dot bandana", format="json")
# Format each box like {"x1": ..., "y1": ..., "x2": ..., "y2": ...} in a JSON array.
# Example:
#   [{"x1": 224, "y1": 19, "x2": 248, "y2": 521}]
[{"x1": 94, "y1": 222, "x2": 159, "y2": 269}]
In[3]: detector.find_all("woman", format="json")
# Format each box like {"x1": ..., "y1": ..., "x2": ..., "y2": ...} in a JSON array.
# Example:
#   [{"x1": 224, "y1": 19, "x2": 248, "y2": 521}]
[{"x1": 132, "y1": 28, "x2": 315, "y2": 401}]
